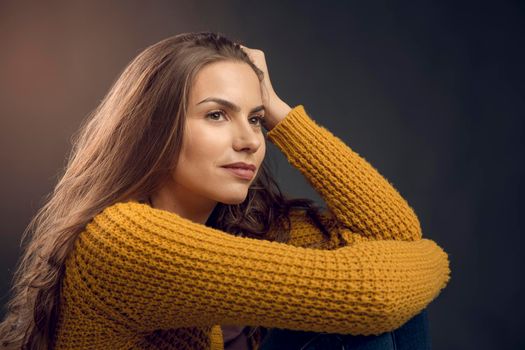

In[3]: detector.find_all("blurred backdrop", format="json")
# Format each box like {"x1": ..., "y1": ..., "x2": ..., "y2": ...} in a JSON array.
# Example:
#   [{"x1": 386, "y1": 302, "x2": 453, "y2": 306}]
[{"x1": 1, "y1": 1, "x2": 523, "y2": 349}]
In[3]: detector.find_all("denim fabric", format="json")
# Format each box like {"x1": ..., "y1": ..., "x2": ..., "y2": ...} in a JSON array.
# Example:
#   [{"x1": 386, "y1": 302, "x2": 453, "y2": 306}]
[{"x1": 258, "y1": 309, "x2": 431, "y2": 350}]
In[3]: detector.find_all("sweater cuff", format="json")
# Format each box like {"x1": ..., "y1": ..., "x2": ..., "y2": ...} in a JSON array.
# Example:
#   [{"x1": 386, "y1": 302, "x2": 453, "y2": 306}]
[{"x1": 266, "y1": 104, "x2": 328, "y2": 157}]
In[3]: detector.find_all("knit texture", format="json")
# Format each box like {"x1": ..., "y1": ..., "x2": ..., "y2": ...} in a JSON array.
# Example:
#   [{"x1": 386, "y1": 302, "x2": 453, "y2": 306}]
[{"x1": 52, "y1": 104, "x2": 451, "y2": 349}]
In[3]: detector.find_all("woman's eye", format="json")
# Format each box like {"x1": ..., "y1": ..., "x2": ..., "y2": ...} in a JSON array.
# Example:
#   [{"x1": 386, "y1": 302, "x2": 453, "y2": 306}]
[
  {"x1": 206, "y1": 111, "x2": 265, "y2": 127},
  {"x1": 250, "y1": 115, "x2": 266, "y2": 127},
  {"x1": 206, "y1": 111, "x2": 225, "y2": 121}
]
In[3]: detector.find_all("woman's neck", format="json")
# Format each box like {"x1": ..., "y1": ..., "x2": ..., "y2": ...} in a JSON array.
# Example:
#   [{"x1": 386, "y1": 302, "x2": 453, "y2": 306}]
[{"x1": 147, "y1": 186, "x2": 217, "y2": 224}]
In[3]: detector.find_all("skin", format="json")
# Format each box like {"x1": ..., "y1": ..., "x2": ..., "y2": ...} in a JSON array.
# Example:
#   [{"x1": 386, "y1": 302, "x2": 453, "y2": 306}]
[{"x1": 150, "y1": 50, "x2": 292, "y2": 224}]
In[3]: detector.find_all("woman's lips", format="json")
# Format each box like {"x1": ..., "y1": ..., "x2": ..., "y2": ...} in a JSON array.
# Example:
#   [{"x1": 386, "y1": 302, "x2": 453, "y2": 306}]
[{"x1": 221, "y1": 166, "x2": 255, "y2": 180}]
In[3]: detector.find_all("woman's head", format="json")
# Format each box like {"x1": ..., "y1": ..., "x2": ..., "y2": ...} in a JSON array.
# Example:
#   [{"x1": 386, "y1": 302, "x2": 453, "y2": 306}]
[
  {"x1": 76, "y1": 31, "x2": 269, "y2": 207},
  {"x1": 158, "y1": 59, "x2": 267, "y2": 219},
  {"x1": 0, "y1": 32, "x2": 341, "y2": 349}
]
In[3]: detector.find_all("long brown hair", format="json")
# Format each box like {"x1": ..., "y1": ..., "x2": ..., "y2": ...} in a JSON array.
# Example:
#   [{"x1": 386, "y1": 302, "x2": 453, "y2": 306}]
[{"x1": 0, "y1": 32, "x2": 344, "y2": 349}]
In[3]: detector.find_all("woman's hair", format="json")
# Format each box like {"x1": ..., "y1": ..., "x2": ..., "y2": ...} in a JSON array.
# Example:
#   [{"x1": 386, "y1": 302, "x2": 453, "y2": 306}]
[{"x1": 0, "y1": 31, "x2": 345, "y2": 349}]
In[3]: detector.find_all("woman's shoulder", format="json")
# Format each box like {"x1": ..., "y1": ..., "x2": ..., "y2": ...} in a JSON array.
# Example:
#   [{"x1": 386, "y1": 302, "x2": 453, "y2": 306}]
[
  {"x1": 91, "y1": 199, "x2": 181, "y2": 228},
  {"x1": 78, "y1": 199, "x2": 183, "y2": 249}
]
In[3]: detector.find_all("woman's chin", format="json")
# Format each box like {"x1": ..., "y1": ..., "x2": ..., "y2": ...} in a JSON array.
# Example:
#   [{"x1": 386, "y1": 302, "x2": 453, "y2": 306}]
[{"x1": 217, "y1": 193, "x2": 248, "y2": 205}]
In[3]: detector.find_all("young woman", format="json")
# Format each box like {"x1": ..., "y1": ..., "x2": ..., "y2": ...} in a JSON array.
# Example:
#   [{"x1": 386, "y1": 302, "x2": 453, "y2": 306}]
[{"x1": 0, "y1": 32, "x2": 450, "y2": 350}]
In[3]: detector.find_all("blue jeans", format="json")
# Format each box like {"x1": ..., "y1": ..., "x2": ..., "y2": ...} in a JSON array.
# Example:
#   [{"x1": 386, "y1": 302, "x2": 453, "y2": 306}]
[{"x1": 258, "y1": 309, "x2": 431, "y2": 350}]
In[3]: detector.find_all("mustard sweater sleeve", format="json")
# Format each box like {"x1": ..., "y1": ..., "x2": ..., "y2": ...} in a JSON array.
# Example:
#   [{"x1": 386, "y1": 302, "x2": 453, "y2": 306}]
[
  {"x1": 266, "y1": 105, "x2": 422, "y2": 241},
  {"x1": 67, "y1": 200, "x2": 450, "y2": 336}
]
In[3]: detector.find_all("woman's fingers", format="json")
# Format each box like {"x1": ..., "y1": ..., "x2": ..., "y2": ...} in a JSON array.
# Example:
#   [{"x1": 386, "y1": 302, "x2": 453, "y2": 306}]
[{"x1": 238, "y1": 44, "x2": 291, "y2": 130}]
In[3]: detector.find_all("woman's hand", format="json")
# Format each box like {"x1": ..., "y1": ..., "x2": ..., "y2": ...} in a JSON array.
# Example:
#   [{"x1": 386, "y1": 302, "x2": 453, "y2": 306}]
[{"x1": 239, "y1": 45, "x2": 292, "y2": 131}]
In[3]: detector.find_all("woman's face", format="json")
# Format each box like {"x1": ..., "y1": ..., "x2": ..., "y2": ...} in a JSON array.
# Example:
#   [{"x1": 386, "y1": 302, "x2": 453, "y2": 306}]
[{"x1": 172, "y1": 60, "x2": 266, "y2": 206}]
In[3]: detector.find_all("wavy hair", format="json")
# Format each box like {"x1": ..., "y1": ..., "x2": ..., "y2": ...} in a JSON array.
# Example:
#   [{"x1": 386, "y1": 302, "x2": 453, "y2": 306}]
[{"x1": 0, "y1": 31, "x2": 344, "y2": 349}]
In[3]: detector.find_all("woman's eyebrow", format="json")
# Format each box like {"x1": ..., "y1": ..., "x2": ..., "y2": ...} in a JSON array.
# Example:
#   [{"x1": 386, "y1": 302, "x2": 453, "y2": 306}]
[{"x1": 197, "y1": 97, "x2": 265, "y2": 113}]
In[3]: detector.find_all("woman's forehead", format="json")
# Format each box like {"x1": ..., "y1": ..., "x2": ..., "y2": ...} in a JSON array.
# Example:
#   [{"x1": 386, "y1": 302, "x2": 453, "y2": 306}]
[{"x1": 189, "y1": 61, "x2": 262, "y2": 105}]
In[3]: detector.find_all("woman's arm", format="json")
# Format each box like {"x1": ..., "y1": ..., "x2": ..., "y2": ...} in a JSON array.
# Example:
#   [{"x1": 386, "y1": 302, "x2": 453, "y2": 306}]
[
  {"x1": 240, "y1": 45, "x2": 421, "y2": 242},
  {"x1": 266, "y1": 105, "x2": 422, "y2": 242},
  {"x1": 68, "y1": 200, "x2": 450, "y2": 336}
]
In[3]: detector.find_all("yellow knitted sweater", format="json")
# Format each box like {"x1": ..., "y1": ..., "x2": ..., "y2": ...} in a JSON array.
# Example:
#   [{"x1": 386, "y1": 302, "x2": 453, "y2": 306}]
[{"x1": 52, "y1": 105, "x2": 451, "y2": 349}]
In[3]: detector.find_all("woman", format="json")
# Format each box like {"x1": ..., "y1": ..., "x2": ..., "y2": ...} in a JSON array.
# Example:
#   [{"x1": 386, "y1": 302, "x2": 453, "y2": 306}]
[{"x1": 0, "y1": 32, "x2": 450, "y2": 349}]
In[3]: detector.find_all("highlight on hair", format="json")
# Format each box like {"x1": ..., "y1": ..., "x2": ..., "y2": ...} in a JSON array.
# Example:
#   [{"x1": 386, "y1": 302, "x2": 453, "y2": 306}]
[{"x1": 0, "y1": 31, "x2": 345, "y2": 349}]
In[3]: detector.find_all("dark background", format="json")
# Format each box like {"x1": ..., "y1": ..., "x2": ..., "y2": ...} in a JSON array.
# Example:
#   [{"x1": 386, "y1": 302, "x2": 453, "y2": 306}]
[{"x1": 1, "y1": 1, "x2": 523, "y2": 349}]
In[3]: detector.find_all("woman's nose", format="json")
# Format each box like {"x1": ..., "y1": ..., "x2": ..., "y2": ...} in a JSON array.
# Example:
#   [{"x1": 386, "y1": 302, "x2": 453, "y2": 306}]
[{"x1": 232, "y1": 123, "x2": 262, "y2": 152}]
